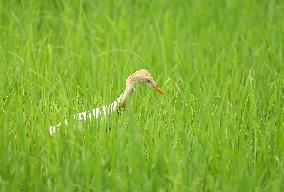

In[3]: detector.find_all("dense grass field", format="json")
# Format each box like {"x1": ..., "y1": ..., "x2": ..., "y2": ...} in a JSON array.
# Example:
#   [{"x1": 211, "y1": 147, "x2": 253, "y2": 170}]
[{"x1": 1, "y1": 0, "x2": 284, "y2": 191}]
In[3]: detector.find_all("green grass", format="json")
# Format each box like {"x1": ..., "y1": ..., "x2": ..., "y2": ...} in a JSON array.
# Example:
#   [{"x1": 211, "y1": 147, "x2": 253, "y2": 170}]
[{"x1": 1, "y1": 0, "x2": 284, "y2": 191}]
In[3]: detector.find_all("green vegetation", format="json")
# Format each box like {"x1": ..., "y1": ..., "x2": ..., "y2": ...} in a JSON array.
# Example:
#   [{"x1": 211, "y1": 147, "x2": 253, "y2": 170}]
[{"x1": 1, "y1": 0, "x2": 284, "y2": 191}]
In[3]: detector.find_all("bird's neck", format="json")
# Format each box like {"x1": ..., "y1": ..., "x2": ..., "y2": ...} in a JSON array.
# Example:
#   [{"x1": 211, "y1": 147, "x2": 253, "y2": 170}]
[{"x1": 119, "y1": 82, "x2": 135, "y2": 109}]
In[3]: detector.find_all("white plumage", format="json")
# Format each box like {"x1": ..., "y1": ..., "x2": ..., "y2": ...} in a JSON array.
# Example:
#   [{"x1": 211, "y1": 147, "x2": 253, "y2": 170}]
[{"x1": 49, "y1": 69, "x2": 164, "y2": 136}]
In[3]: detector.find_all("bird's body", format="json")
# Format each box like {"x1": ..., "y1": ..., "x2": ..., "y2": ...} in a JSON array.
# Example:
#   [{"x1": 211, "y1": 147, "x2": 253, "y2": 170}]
[{"x1": 49, "y1": 69, "x2": 164, "y2": 136}]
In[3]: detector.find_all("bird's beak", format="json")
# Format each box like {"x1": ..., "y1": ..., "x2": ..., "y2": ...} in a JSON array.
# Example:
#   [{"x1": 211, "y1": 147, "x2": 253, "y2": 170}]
[{"x1": 150, "y1": 82, "x2": 165, "y2": 96}]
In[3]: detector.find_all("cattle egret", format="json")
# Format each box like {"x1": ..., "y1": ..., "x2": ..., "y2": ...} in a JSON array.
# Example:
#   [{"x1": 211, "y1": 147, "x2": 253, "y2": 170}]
[{"x1": 49, "y1": 69, "x2": 164, "y2": 136}]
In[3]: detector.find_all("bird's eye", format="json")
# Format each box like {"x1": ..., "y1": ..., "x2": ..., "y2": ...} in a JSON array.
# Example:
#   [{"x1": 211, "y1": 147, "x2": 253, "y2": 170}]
[{"x1": 147, "y1": 79, "x2": 151, "y2": 83}]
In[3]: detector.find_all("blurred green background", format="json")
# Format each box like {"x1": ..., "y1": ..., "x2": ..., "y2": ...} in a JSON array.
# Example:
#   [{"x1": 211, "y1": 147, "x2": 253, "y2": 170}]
[{"x1": 0, "y1": 0, "x2": 284, "y2": 191}]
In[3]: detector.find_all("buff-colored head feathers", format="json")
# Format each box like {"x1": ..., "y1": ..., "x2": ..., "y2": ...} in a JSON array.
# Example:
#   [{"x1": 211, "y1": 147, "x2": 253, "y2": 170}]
[{"x1": 127, "y1": 69, "x2": 165, "y2": 95}]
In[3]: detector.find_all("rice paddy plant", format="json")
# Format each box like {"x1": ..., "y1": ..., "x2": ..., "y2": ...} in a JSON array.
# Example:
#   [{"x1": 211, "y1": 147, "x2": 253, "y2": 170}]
[{"x1": 0, "y1": 0, "x2": 284, "y2": 191}]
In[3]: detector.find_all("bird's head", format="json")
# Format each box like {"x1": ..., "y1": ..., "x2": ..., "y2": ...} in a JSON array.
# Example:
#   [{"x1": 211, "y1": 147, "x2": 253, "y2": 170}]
[{"x1": 126, "y1": 69, "x2": 165, "y2": 95}]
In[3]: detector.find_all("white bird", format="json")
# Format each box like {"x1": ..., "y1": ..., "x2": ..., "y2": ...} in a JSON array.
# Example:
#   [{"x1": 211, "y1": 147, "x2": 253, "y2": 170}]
[{"x1": 49, "y1": 69, "x2": 165, "y2": 136}]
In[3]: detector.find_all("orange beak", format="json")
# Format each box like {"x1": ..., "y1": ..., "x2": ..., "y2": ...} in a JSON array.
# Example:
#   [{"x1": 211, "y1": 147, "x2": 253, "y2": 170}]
[{"x1": 151, "y1": 82, "x2": 165, "y2": 96}]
